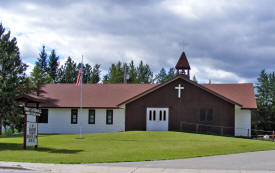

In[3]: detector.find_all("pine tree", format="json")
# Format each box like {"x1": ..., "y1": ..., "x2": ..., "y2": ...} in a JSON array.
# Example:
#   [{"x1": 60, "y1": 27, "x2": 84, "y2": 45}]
[
  {"x1": 0, "y1": 23, "x2": 27, "y2": 133},
  {"x1": 58, "y1": 57, "x2": 78, "y2": 83},
  {"x1": 107, "y1": 61, "x2": 125, "y2": 83},
  {"x1": 89, "y1": 64, "x2": 101, "y2": 84},
  {"x1": 127, "y1": 60, "x2": 138, "y2": 83},
  {"x1": 30, "y1": 46, "x2": 51, "y2": 85},
  {"x1": 156, "y1": 68, "x2": 167, "y2": 83},
  {"x1": 81, "y1": 63, "x2": 92, "y2": 84},
  {"x1": 136, "y1": 61, "x2": 153, "y2": 84},
  {"x1": 48, "y1": 49, "x2": 59, "y2": 83},
  {"x1": 252, "y1": 70, "x2": 275, "y2": 130},
  {"x1": 37, "y1": 45, "x2": 47, "y2": 73},
  {"x1": 167, "y1": 68, "x2": 176, "y2": 80}
]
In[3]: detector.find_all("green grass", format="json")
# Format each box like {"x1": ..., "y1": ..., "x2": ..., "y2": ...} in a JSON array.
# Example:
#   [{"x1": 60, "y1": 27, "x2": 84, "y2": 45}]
[{"x1": 0, "y1": 131, "x2": 275, "y2": 163}]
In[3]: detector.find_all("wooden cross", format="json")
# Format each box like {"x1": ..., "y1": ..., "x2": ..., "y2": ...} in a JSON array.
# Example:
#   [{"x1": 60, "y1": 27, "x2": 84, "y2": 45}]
[{"x1": 175, "y1": 84, "x2": 184, "y2": 98}]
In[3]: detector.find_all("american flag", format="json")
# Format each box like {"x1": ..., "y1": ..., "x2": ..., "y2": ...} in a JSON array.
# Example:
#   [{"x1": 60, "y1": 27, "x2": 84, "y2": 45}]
[{"x1": 76, "y1": 68, "x2": 82, "y2": 86}]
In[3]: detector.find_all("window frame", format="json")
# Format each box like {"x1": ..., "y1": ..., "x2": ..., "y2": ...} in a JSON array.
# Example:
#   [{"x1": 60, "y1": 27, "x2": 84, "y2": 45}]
[
  {"x1": 38, "y1": 109, "x2": 48, "y2": 123},
  {"x1": 207, "y1": 109, "x2": 213, "y2": 121},
  {"x1": 88, "y1": 109, "x2": 95, "y2": 124},
  {"x1": 71, "y1": 109, "x2": 78, "y2": 124},
  {"x1": 200, "y1": 109, "x2": 206, "y2": 121},
  {"x1": 106, "y1": 110, "x2": 113, "y2": 125},
  {"x1": 200, "y1": 109, "x2": 213, "y2": 122}
]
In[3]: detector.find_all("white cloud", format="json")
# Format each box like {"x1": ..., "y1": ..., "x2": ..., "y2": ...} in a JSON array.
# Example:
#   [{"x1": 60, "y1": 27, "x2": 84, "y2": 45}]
[
  {"x1": 0, "y1": 0, "x2": 274, "y2": 84},
  {"x1": 161, "y1": 0, "x2": 239, "y2": 19}
]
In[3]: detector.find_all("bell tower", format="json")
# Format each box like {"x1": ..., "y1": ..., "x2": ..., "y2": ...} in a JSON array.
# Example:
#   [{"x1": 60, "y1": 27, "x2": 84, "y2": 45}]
[{"x1": 175, "y1": 51, "x2": 191, "y2": 79}]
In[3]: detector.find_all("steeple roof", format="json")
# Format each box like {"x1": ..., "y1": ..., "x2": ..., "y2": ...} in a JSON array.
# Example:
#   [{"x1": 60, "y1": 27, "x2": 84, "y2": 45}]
[{"x1": 175, "y1": 52, "x2": 191, "y2": 70}]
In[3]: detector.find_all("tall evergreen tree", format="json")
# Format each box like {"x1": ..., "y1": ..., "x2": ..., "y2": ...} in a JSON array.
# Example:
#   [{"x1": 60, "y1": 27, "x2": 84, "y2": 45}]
[
  {"x1": 252, "y1": 70, "x2": 275, "y2": 130},
  {"x1": 156, "y1": 68, "x2": 167, "y2": 83},
  {"x1": 37, "y1": 45, "x2": 47, "y2": 73},
  {"x1": 48, "y1": 49, "x2": 59, "y2": 82},
  {"x1": 136, "y1": 61, "x2": 153, "y2": 84},
  {"x1": 0, "y1": 24, "x2": 27, "y2": 133},
  {"x1": 57, "y1": 57, "x2": 78, "y2": 83},
  {"x1": 105, "y1": 61, "x2": 125, "y2": 83},
  {"x1": 89, "y1": 64, "x2": 101, "y2": 84},
  {"x1": 167, "y1": 68, "x2": 176, "y2": 80},
  {"x1": 81, "y1": 63, "x2": 92, "y2": 84},
  {"x1": 127, "y1": 60, "x2": 138, "y2": 83},
  {"x1": 30, "y1": 46, "x2": 51, "y2": 85}
]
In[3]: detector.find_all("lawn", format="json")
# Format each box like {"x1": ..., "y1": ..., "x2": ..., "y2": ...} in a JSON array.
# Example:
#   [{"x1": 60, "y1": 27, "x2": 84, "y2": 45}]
[{"x1": 0, "y1": 131, "x2": 275, "y2": 163}]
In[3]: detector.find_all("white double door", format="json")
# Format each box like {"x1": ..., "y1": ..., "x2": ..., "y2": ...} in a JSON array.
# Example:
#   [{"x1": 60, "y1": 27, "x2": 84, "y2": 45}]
[{"x1": 146, "y1": 108, "x2": 169, "y2": 131}]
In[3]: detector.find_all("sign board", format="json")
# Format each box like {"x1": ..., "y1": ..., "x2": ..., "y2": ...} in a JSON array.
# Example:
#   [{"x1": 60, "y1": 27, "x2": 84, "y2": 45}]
[
  {"x1": 26, "y1": 122, "x2": 37, "y2": 146},
  {"x1": 24, "y1": 107, "x2": 41, "y2": 148}
]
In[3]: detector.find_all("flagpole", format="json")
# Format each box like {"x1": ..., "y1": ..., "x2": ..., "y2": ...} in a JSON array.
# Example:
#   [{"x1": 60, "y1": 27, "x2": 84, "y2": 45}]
[{"x1": 80, "y1": 55, "x2": 83, "y2": 139}]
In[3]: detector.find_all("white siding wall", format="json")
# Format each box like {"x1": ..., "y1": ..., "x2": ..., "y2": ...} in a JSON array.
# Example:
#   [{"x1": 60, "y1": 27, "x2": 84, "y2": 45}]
[
  {"x1": 235, "y1": 106, "x2": 251, "y2": 137},
  {"x1": 38, "y1": 108, "x2": 125, "y2": 134}
]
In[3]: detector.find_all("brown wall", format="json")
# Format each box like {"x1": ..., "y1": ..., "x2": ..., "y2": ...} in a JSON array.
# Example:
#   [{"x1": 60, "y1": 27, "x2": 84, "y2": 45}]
[{"x1": 125, "y1": 78, "x2": 235, "y2": 133}]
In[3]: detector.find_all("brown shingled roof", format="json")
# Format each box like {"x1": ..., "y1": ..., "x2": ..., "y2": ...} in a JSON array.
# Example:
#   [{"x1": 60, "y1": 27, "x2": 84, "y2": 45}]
[
  {"x1": 175, "y1": 52, "x2": 191, "y2": 70},
  {"x1": 39, "y1": 80, "x2": 257, "y2": 109},
  {"x1": 202, "y1": 83, "x2": 257, "y2": 109},
  {"x1": 15, "y1": 93, "x2": 47, "y2": 103},
  {"x1": 39, "y1": 84, "x2": 157, "y2": 108}
]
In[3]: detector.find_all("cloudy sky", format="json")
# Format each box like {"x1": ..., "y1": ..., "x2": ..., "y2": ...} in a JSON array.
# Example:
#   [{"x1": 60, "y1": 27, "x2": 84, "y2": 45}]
[{"x1": 1, "y1": 0, "x2": 274, "y2": 83}]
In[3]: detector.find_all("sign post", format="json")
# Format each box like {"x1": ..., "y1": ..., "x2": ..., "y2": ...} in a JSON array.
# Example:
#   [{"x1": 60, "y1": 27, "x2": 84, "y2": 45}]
[{"x1": 24, "y1": 107, "x2": 41, "y2": 149}]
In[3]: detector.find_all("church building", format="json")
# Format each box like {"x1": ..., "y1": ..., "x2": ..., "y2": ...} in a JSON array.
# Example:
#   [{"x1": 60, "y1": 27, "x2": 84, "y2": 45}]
[{"x1": 35, "y1": 52, "x2": 257, "y2": 136}]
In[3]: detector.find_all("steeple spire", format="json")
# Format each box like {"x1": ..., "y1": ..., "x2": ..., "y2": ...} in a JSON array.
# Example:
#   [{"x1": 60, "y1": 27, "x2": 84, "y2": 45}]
[{"x1": 175, "y1": 51, "x2": 191, "y2": 78}]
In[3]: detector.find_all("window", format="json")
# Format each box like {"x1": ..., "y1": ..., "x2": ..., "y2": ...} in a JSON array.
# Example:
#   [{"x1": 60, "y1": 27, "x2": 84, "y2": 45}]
[
  {"x1": 106, "y1": 110, "x2": 113, "y2": 125},
  {"x1": 163, "y1": 111, "x2": 166, "y2": 121},
  {"x1": 38, "y1": 109, "x2": 48, "y2": 123},
  {"x1": 153, "y1": 110, "x2": 156, "y2": 120},
  {"x1": 207, "y1": 109, "x2": 213, "y2": 121},
  {"x1": 71, "y1": 109, "x2": 78, "y2": 124},
  {"x1": 200, "y1": 109, "x2": 213, "y2": 121},
  {"x1": 88, "y1": 109, "x2": 95, "y2": 124},
  {"x1": 159, "y1": 111, "x2": 162, "y2": 120},
  {"x1": 149, "y1": 110, "x2": 152, "y2": 120},
  {"x1": 200, "y1": 109, "x2": 206, "y2": 121}
]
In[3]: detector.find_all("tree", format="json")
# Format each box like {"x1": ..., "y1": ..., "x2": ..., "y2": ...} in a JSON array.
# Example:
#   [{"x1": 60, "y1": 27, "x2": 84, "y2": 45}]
[
  {"x1": 104, "y1": 61, "x2": 125, "y2": 83},
  {"x1": 252, "y1": 70, "x2": 275, "y2": 130},
  {"x1": 57, "y1": 57, "x2": 78, "y2": 83},
  {"x1": 37, "y1": 45, "x2": 47, "y2": 73},
  {"x1": 167, "y1": 68, "x2": 176, "y2": 80},
  {"x1": 103, "y1": 60, "x2": 153, "y2": 84},
  {"x1": 89, "y1": 64, "x2": 101, "y2": 84},
  {"x1": 156, "y1": 68, "x2": 167, "y2": 83},
  {"x1": 48, "y1": 49, "x2": 59, "y2": 82},
  {"x1": 0, "y1": 23, "x2": 27, "y2": 133},
  {"x1": 102, "y1": 74, "x2": 109, "y2": 84},
  {"x1": 80, "y1": 63, "x2": 92, "y2": 84},
  {"x1": 192, "y1": 75, "x2": 198, "y2": 83},
  {"x1": 136, "y1": 61, "x2": 153, "y2": 84},
  {"x1": 30, "y1": 46, "x2": 51, "y2": 85},
  {"x1": 127, "y1": 60, "x2": 138, "y2": 83}
]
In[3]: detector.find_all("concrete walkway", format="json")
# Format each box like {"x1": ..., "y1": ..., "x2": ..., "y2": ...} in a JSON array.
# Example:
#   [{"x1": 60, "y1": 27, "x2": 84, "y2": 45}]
[{"x1": 0, "y1": 150, "x2": 275, "y2": 173}]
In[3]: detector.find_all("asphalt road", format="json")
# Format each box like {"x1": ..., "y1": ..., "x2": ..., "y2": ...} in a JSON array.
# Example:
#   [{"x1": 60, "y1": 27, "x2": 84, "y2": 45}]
[
  {"x1": 91, "y1": 150, "x2": 275, "y2": 170},
  {"x1": 1, "y1": 150, "x2": 275, "y2": 173}
]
